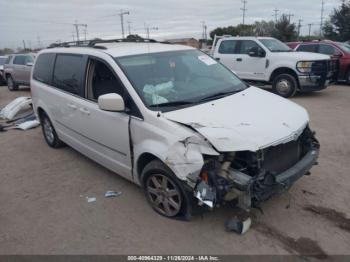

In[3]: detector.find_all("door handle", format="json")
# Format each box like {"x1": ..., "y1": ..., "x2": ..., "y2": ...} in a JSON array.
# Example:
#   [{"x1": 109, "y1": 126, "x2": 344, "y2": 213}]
[
  {"x1": 79, "y1": 108, "x2": 90, "y2": 115},
  {"x1": 67, "y1": 103, "x2": 77, "y2": 110},
  {"x1": 215, "y1": 57, "x2": 220, "y2": 61},
  {"x1": 236, "y1": 58, "x2": 243, "y2": 62}
]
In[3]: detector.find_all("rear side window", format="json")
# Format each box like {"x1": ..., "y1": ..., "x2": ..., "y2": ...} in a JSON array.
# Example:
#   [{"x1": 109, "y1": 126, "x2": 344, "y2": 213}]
[
  {"x1": 319, "y1": 44, "x2": 337, "y2": 55},
  {"x1": 219, "y1": 40, "x2": 238, "y2": 54},
  {"x1": 33, "y1": 53, "x2": 56, "y2": 85},
  {"x1": 297, "y1": 44, "x2": 318, "y2": 53},
  {"x1": 13, "y1": 55, "x2": 26, "y2": 65},
  {"x1": 53, "y1": 54, "x2": 84, "y2": 96}
]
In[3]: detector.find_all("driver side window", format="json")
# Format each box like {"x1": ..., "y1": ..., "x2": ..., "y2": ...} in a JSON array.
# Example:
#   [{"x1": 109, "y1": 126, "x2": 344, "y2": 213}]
[
  {"x1": 86, "y1": 58, "x2": 123, "y2": 101},
  {"x1": 238, "y1": 40, "x2": 262, "y2": 55}
]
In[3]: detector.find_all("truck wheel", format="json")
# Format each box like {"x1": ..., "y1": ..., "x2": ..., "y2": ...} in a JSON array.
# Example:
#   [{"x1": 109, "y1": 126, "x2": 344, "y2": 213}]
[
  {"x1": 40, "y1": 112, "x2": 64, "y2": 148},
  {"x1": 272, "y1": 74, "x2": 297, "y2": 98},
  {"x1": 346, "y1": 69, "x2": 350, "y2": 85},
  {"x1": 7, "y1": 75, "x2": 18, "y2": 91},
  {"x1": 141, "y1": 160, "x2": 191, "y2": 219}
]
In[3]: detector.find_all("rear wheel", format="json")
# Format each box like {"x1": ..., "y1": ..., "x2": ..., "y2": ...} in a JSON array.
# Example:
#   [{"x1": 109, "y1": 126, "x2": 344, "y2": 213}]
[
  {"x1": 7, "y1": 75, "x2": 18, "y2": 91},
  {"x1": 40, "y1": 112, "x2": 64, "y2": 148},
  {"x1": 272, "y1": 73, "x2": 298, "y2": 98},
  {"x1": 141, "y1": 160, "x2": 191, "y2": 218}
]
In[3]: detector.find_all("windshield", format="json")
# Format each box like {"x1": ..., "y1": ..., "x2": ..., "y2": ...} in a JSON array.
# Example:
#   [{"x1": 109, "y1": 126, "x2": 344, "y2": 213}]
[
  {"x1": 116, "y1": 50, "x2": 246, "y2": 111},
  {"x1": 337, "y1": 42, "x2": 350, "y2": 53},
  {"x1": 0, "y1": 57, "x2": 6, "y2": 65},
  {"x1": 259, "y1": 39, "x2": 292, "y2": 52}
]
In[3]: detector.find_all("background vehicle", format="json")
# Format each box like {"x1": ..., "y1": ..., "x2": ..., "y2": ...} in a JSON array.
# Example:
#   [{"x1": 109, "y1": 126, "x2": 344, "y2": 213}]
[
  {"x1": 211, "y1": 36, "x2": 337, "y2": 97},
  {"x1": 0, "y1": 55, "x2": 7, "y2": 85},
  {"x1": 4, "y1": 53, "x2": 35, "y2": 91},
  {"x1": 31, "y1": 39, "x2": 319, "y2": 219},
  {"x1": 287, "y1": 40, "x2": 350, "y2": 84}
]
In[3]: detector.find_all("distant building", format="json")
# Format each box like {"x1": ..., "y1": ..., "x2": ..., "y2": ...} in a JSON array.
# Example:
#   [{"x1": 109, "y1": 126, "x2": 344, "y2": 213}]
[{"x1": 165, "y1": 38, "x2": 200, "y2": 49}]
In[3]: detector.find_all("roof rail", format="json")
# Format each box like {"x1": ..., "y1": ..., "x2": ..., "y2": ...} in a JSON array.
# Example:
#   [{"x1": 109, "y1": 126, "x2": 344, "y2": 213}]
[{"x1": 48, "y1": 38, "x2": 170, "y2": 49}]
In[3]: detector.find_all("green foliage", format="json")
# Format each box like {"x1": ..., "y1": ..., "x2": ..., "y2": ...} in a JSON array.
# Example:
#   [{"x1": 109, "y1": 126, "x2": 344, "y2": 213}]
[
  {"x1": 323, "y1": 0, "x2": 350, "y2": 41},
  {"x1": 210, "y1": 15, "x2": 297, "y2": 42}
]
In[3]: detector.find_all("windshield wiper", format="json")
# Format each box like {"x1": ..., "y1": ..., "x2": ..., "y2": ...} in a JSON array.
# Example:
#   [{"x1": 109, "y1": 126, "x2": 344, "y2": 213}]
[
  {"x1": 198, "y1": 90, "x2": 241, "y2": 102},
  {"x1": 149, "y1": 100, "x2": 195, "y2": 108}
]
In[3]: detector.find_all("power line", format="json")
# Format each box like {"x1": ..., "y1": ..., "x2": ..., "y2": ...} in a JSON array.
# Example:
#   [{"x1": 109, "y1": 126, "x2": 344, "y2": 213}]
[{"x1": 241, "y1": 0, "x2": 248, "y2": 25}]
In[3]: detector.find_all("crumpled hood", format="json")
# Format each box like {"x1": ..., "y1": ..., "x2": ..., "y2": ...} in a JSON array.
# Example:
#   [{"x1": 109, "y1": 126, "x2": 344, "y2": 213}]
[{"x1": 164, "y1": 87, "x2": 309, "y2": 152}]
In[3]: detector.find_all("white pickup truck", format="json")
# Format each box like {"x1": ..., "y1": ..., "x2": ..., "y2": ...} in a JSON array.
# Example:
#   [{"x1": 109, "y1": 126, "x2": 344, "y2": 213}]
[{"x1": 211, "y1": 36, "x2": 337, "y2": 97}]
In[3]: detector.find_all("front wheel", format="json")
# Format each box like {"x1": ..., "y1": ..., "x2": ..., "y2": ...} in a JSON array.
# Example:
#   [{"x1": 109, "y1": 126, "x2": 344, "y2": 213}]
[
  {"x1": 7, "y1": 75, "x2": 18, "y2": 91},
  {"x1": 141, "y1": 160, "x2": 191, "y2": 218},
  {"x1": 272, "y1": 73, "x2": 298, "y2": 98}
]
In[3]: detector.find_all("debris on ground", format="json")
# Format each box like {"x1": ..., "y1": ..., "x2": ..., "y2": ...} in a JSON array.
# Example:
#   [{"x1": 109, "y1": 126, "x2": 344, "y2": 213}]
[
  {"x1": 86, "y1": 197, "x2": 96, "y2": 203},
  {"x1": 0, "y1": 97, "x2": 32, "y2": 120},
  {"x1": 225, "y1": 216, "x2": 252, "y2": 234},
  {"x1": 14, "y1": 120, "x2": 40, "y2": 130},
  {"x1": 105, "y1": 191, "x2": 122, "y2": 198},
  {"x1": 0, "y1": 97, "x2": 40, "y2": 132}
]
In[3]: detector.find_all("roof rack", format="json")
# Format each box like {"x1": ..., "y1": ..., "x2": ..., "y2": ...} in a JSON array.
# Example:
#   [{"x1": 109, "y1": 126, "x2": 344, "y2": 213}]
[{"x1": 48, "y1": 38, "x2": 171, "y2": 49}]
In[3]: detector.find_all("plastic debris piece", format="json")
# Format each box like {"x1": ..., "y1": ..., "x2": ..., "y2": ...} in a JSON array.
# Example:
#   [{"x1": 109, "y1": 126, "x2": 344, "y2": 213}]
[
  {"x1": 105, "y1": 191, "x2": 122, "y2": 198},
  {"x1": 225, "y1": 216, "x2": 252, "y2": 234},
  {"x1": 86, "y1": 197, "x2": 96, "y2": 203},
  {"x1": 14, "y1": 120, "x2": 40, "y2": 130},
  {"x1": 0, "y1": 97, "x2": 32, "y2": 120}
]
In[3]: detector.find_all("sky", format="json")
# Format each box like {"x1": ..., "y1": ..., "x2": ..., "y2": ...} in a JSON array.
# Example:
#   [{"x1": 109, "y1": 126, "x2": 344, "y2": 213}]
[{"x1": 0, "y1": 0, "x2": 342, "y2": 49}]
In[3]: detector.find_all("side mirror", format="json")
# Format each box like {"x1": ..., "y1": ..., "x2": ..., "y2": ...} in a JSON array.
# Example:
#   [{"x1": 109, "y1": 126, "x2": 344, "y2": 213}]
[
  {"x1": 248, "y1": 47, "x2": 265, "y2": 57},
  {"x1": 26, "y1": 62, "x2": 33, "y2": 66},
  {"x1": 98, "y1": 93, "x2": 125, "y2": 112}
]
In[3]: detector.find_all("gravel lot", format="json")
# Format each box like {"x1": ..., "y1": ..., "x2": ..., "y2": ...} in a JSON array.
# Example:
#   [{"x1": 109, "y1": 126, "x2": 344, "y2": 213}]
[{"x1": 0, "y1": 85, "x2": 349, "y2": 256}]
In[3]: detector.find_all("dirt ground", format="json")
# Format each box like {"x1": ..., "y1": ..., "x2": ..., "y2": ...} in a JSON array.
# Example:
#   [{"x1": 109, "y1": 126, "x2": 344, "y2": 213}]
[{"x1": 0, "y1": 85, "x2": 349, "y2": 256}]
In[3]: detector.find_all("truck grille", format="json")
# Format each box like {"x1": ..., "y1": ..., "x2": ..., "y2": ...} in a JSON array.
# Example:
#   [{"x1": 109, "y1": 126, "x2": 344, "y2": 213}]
[
  {"x1": 311, "y1": 60, "x2": 337, "y2": 75},
  {"x1": 262, "y1": 140, "x2": 302, "y2": 174}
]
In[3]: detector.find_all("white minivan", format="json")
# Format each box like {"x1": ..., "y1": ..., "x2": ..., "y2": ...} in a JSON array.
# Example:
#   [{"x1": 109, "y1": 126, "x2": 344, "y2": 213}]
[{"x1": 31, "y1": 39, "x2": 320, "y2": 219}]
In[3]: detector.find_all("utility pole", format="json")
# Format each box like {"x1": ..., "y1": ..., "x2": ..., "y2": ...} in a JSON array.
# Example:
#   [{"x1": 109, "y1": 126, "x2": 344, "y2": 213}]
[
  {"x1": 119, "y1": 9, "x2": 130, "y2": 38},
  {"x1": 308, "y1": 23, "x2": 314, "y2": 38},
  {"x1": 73, "y1": 21, "x2": 87, "y2": 43},
  {"x1": 297, "y1": 19, "x2": 303, "y2": 39},
  {"x1": 286, "y1": 13, "x2": 294, "y2": 23},
  {"x1": 37, "y1": 36, "x2": 41, "y2": 49},
  {"x1": 201, "y1": 21, "x2": 207, "y2": 40},
  {"x1": 127, "y1": 21, "x2": 132, "y2": 36},
  {"x1": 241, "y1": 0, "x2": 247, "y2": 25},
  {"x1": 272, "y1": 8, "x2": 280, "y2": 23},
  {"x1": 144, "y1": 24, "x2": 158, "y2": 39},
  {"x1": 320, "y1": 0, "x2": 325, "y2": 36},
  {"x1": 22, "y1": 40, "x2": 26, "y2": 50}
]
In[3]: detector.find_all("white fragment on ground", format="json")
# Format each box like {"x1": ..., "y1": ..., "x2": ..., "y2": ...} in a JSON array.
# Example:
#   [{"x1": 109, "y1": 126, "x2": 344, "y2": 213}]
[
  {"x1": 14, "y1": 120, "x2": 40, "y2": 130},
  {"x1": 86, "y1": 197, "x2": 96, "y2": 203},
  {"x1": 105, "y1": 191, "x2": 122, "y2": 198}
]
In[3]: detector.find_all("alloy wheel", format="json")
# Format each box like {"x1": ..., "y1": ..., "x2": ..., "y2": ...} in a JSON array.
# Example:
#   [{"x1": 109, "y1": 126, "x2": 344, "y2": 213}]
[
  {"x1": 146, "y1": 174, "x2": 182, "y2": 217},
  {"x1": 43, "y1": 117, "x2": 55, "y2": 144}
]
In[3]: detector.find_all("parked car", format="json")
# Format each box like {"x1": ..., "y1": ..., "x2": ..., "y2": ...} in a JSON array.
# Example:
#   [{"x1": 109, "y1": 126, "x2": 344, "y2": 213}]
[
  {"x1": 287, "y1": 40, "x2": 350, "y2": 84},
  {"x1": 31, "y1": 40, "x2": 320, "y2": 219},
  {"x1": 211, "y1": 36, "x2": 337, "y2": 97},
  {"x1": 0, "y1": 55, "x2": 7, "y2": 85},
  {"x1": 4, "y1": 53, "x2": 35, "y2": 91}
]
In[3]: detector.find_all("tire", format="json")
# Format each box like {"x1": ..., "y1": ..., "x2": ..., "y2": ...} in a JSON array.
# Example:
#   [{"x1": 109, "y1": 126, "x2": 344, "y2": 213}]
[
  {"x1": 272, "y1": 73, "x2": 298, "y2": 98},
  {"x1": 141, "y1": 160, "x2": 191, "y2": 219},
  {"x1": 39, "y1": 112, "x2": 64, "y2": 148},
  {"x1": 6, "y1": 75, "x2": 18, "y2": 91},
  {"x1": 346, "y1": 69, "x2": 350, "y2": 85}
]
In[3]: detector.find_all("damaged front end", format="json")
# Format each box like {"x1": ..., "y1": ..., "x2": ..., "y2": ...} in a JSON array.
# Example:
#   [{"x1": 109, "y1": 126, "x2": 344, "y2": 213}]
[{"x1": 187, "y1": 126, "x2": 320, "y2": 211}]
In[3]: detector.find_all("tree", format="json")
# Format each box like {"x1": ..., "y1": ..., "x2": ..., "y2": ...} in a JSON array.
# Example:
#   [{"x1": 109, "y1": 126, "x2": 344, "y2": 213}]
[
  {"x1": 254, "y1": 20, "x2": 275, "y2": 36},
  {"x1": 323, "y1": 0, "x2": 350, "y2": 41},
  {"x1": 272, "y1": 14, "x2": 297, "y2": 42},
  {"x1": 0, "y1": 48, "x2": 14, "y2": 55},
  {"x1": 126, "y1": 34, "x2": 144, "y2": 41}
]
